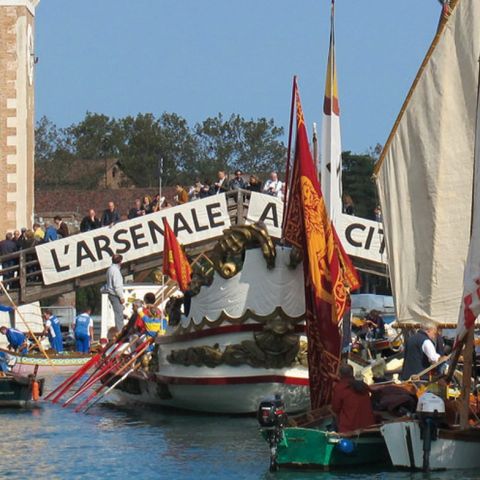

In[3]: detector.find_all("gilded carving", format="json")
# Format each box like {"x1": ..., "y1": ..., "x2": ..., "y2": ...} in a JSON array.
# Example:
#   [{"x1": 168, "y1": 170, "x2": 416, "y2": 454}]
[
  {"x1": 167, "y1": 317, "x2": 308, "y2": 369},
  {"x1": 209, "y1": 221, "x2": 276, "y2": 279}
]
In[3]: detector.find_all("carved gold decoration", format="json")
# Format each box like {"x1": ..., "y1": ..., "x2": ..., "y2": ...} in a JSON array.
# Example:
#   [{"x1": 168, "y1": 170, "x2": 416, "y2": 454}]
[
  {"x1": 209, "y1": 222, "x2": 276, "y2": 279},
  {"x1": 296, "y1": 339, "x2": 308, "y2": 367},
  {"x1": 288, "y1": 246, "x2": 303, "y2": 269},
  {"x1": 167, "y1": 316, "x2": 307, "y2": 369},
  {"x1": 152, "y1": 269, "x2": 165, "y2": 284},
  {"x1": 188, "y1": 254, "x2": 215, "y2": 296}
]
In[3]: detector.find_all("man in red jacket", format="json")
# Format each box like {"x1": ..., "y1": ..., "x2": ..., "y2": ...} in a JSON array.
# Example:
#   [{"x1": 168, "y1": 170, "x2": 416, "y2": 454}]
[{"x1": 331, "y1": 364, "x2": 376, "y2": 433}]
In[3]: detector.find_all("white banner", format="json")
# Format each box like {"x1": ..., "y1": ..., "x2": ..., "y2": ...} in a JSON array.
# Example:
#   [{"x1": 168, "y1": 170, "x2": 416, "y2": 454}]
[
  {"x1": 36, "y1": 195, "x2": 231, "y2": 285},
  {"x1": 336, "y1": 213, "x2": 387, "y2": 265},
  {"x1": 245, "y1": 192, "x2": 284, "y2": 238},
  {"x1": 246, "y1": 192, "x2": 387, "y2": 265}
]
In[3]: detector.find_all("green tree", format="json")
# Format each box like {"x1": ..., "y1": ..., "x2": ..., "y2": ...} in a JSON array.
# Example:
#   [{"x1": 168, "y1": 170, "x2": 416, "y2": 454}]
[
  {"x1": 342, "y1": 150, "x2": 377, "y2": 219},
  {"x1": 35, "y1": 116, "x2": 75, "y2": 161},
  {"x1": 76, "y1": 285, "x2": 102, "y2": 314},
  {"x1": 237, "y1": 117, "x2": 286, "y2": 173},
  {"x1": 68, "y1": 112, "x2": 124, "y2": 160},
  {"x1": 195, "y1": 114, "x2": 286, "y2": 177},
  {"x1": 35, "y1": 112, "x2": 287, "y2": 189},
  {"x1": 35, "y1": 116, "x2": 76, "y2": 188},
  {"x1": 119, "y1": 113, "x2": 199, "y2": 187}
]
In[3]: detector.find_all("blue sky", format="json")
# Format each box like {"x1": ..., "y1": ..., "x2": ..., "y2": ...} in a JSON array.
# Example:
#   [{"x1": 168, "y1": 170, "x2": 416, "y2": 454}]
[{"x1": 35, "y1": 0, "x2": 439, "y2": 153}]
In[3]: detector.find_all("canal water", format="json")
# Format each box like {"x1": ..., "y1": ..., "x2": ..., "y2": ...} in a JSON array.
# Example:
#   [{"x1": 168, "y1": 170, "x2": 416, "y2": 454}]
[{"x1": 0, "y1": 376, "x2": 477, "y2": 480}]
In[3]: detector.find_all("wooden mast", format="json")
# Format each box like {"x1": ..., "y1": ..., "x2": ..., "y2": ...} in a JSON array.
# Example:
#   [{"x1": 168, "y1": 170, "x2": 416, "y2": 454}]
[{"x1": 459, "y1": 329, "x2": 474, "y2": 428}]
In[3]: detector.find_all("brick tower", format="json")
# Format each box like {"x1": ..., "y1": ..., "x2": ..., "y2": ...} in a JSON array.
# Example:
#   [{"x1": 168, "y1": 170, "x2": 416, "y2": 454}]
[{"x1": 0, "y1": 0, "x2": 39, "y2": 233}]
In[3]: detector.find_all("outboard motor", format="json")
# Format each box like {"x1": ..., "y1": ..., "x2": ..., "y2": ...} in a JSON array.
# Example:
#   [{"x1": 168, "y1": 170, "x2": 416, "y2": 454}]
[
  {"x1": 416, "y1": 391, "x2": 446, "y2": 472},
  {"x1": 257, "y1": 394, "x2": 287, "y2": 472}
]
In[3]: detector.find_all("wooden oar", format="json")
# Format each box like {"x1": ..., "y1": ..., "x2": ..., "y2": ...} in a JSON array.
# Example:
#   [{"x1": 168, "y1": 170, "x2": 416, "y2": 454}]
[
  {"x1": 49, "y1": 345, "x2": 128, "y2": 404},
  {"x1": 62, "y1": 337, "x2": 142, "y2": 407},
  {"x1": 74, "y1": 339, "x2": 151, "y2": 413},
  {"x1": 409, "y1": 353, "x2": 452, "y2": 381},
  {"x1": 0, "y1": 280, "x2": 54, "y2": 367},
  {"x1": 83, "y1": 363, "x2": 141, "y2": 412},
  {"x1": 62, "y1": 337, "x2": 139, "y2": 402},
  {"x1": 62, "y1": 350, "x2": 125, "y2": 406},
  {"x1": 74, "y1": 339, "x2": 152, "y2": 413},
  {"x1": 47, "y1": 353, "x2": 102, "y2": 402}
]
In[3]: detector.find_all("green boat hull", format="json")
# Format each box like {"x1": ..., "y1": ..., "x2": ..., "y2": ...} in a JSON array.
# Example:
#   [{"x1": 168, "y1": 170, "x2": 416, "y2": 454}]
[{"x1": 265, "y1": 427, "x2": 390, "y2": 470}]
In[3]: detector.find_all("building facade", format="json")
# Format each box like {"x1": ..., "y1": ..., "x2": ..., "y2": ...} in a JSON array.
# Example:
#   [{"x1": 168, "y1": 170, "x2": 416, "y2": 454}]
[{"x1": 0, "y1": 0, "x2": 39, "y2": 233}]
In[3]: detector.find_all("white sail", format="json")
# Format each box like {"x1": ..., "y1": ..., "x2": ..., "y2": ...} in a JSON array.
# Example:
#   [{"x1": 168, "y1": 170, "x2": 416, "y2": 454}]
[{"x1": 375, "y1": 0, "x2": 480, "y2": 325}]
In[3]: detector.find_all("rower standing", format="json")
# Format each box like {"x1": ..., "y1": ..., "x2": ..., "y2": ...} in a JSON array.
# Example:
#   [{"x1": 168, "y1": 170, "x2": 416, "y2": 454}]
[
  {"x1": 42, "y1": 310, "x2": 64, "y2": 353},
  {"x1": 72, "y1": 308, "x2": 94, "y2": 353}
]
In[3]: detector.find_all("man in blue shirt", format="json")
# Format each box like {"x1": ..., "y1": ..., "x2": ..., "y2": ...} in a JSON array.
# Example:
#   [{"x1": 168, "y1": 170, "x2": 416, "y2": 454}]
[
  {"x1": 0, "y1": 326, "x2": 28, "y2": 354},
  {"x1": 72, "y1": 308, "x2": 94, "y2": 353},
  {"x1": 42, "y1": 310, "x2": 64, "y2": 353}
]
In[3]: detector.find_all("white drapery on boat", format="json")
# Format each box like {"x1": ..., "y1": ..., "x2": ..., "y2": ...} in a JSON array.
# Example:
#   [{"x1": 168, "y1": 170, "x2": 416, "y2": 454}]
[
  {"x1": 375, "y1": 0, "x2": 480, "y2": 325},
  {"x1": 184, "y1": 247, "x2": 305, "y2": 327}
]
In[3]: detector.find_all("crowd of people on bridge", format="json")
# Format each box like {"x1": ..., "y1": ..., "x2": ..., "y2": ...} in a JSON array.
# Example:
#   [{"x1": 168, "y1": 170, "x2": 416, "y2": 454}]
[
  {"x1": 0, "y1": 170, "x2": 284, "y2": 286},
  {"x1": 173, "y1": 170, "x2": 284, "y2": 204},
  {"x1": 0, "y1": 170, "x2": 284, "y2": 246},
  {"x1": 79, "y1": 170, "x2": 284, "y2": 231}
]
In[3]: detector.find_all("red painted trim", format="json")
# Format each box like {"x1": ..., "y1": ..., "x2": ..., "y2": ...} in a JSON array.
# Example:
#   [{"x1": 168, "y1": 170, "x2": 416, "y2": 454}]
[
  {"x1": 157, "y1": 323, "x2": 305, "y2": 344},
  {"x1": 154, "y1": 374, "x2": 309, "y2": 386}
]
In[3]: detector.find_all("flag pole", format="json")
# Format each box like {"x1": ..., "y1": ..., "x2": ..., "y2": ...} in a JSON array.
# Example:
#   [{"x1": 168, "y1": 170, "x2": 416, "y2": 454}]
[
  {"x1": 282, "y1": 75, "x2": 298, "y2": 236},
  {"x1": 312, "y1": 123, "x2": 319, "y2": 176},
  {"x1": 158, "y1": 156, "x2": 165, "y2": 310}
]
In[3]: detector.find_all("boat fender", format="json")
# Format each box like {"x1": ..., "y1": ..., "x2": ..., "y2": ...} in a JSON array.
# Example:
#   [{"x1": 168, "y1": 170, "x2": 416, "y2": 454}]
[
  {"x1": 337, "y1": 438, "x2": 355, "y2": 454},
  {"x1": 32, "y1": 380, "x2": 40, "y2": 401}
]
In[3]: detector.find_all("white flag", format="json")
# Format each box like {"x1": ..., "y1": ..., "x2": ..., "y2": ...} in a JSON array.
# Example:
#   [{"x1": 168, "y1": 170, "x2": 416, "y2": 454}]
[{"x1": 321, "y1": 0, "x2": 342, "y2": 224}]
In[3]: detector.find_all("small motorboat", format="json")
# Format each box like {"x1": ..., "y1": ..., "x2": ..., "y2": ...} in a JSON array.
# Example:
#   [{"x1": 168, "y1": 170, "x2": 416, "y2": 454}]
[
  {"x1": 0, "y1": 353, "x2": 44, "y2": 407},
  {"x1": 257, "y1": 396, "x2": 390, "y2": 471},
  {"x1": 0, "y1": 373, "x2": 44, "y2": 407}
]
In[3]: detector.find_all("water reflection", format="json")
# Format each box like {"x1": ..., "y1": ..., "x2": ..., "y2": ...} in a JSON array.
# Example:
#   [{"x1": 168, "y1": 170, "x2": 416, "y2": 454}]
[{"x1": 0, "y1": 376, "x2": 478, "y2": 479}]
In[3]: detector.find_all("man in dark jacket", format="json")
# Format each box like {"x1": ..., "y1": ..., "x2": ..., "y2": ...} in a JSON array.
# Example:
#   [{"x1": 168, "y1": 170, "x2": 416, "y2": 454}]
[
  {"x1": 128, "y1": 199, "x2": 145, "y2": 219},
  {"x1": 101, "y1": 202, "x2": 120, "y2": 226},
  {"x1": 80, "y1": 209, "x2": 102, "y2": 232},
  {"x1": 228, "y1": 170, "x2": 246, "y2": 190},
  {"x1": 0, "y1": 233, "x2": 18, "y2": 282},
  {"x1": 400, "y1": 322, "x2": 448, "y2": 381}
]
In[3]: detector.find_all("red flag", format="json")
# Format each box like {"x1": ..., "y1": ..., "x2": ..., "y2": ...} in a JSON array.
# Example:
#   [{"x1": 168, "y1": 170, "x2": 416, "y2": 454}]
[
  {"x1": 162, "y1": 218, "x2": 192, "y2": 292},
  {"x1": 284, "y1": 83, "x2": 360, "y2": 409}
]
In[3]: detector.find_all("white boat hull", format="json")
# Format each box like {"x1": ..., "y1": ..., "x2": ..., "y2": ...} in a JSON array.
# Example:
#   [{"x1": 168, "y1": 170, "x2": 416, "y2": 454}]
[
  {"x1": 381, "y1": 420, "x2": 480, "y2": 470},
  {"x1": 110, "y1": 328, "x2": 310, "y2": 414},
  {"x1": 112, "y1": 372, "x2": 310, "y2": 414}
]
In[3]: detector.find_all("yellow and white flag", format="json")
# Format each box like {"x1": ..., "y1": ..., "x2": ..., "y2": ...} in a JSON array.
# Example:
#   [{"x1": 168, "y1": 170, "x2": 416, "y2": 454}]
[{"x1": 321, "y1": 0, "x2": 342, "y2": 224}]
